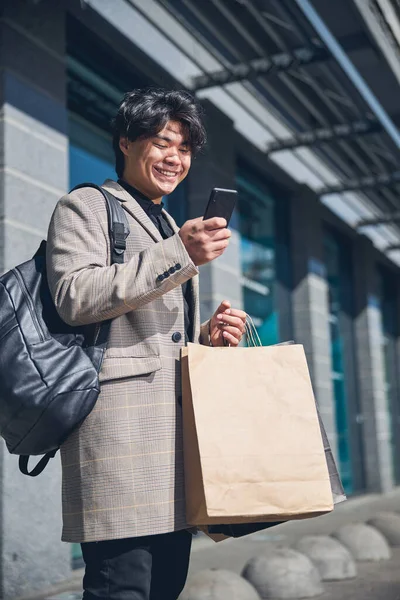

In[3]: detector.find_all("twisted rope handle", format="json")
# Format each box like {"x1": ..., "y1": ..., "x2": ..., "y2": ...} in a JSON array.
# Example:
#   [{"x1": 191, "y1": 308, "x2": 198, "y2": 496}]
[
  {"x1": 245, "y1": 314, "x2": 262, "y2": 347},
  {"x1": 244, "y1": 314, "x2": 295, "y2": 348}
]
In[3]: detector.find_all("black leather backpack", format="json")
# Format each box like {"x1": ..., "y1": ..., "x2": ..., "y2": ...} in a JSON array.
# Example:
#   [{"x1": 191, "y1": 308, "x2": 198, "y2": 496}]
[{"x1": 0, "y1": 184, "x2": 130, "y2": 476}]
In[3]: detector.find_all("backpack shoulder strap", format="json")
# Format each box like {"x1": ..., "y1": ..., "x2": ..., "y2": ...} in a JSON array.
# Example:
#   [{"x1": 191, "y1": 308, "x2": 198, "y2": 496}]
[
  {"x1": 71, "y1": 183, "x2": 130, "y2": 265},
  {"x1": 18, "y1": 184, "x2": 131, "y2": 477},
  {"x1": 71, "y1": 183, "x2": 131, "y2": 369}
]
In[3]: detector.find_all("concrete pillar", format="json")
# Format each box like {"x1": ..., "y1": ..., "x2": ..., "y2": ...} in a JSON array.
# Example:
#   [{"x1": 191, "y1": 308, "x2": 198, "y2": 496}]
[
  {"x1": 289, "y1": 185, "x2": 337, "y2": 458},
  {"x1": 188, "y1": 100, "x2": 243, "y2": 320},
  {"x1": 0, "y1": 0, "x2": 71, "y2": 597},
  {"x1": 353, "y1": 235, "x2": 394, "y2": 492}
]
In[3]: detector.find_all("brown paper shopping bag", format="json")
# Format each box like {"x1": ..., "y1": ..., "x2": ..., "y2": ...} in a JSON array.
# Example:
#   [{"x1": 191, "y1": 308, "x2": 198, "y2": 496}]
[{"x1": 181, "y1": 342, "x2": 335, "y2": 526}]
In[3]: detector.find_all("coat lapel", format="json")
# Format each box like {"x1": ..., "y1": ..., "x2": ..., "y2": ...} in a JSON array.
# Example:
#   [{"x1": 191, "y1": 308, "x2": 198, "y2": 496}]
[
  {"x1": 162, "y1": 209, "x2": 200, "y2": 341},
  {"x1": 161, "y1": 208, "x2": 179, "y2": 234},
  {"x1": 101, "y1": 179, "x2": 200, "y2": 340},
  {"x1": 101, "y1": 179, "x2": 162, "y2": 243}
]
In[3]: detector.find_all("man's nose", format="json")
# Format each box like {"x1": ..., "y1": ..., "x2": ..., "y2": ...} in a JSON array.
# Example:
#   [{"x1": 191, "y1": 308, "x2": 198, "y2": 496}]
[{"x1": 164, "y1": 149, "x2": 181, "y2": 165}]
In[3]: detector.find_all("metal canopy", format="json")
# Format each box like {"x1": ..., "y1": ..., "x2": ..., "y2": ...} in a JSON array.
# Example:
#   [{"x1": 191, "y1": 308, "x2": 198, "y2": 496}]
[
  {"x1": 357, "y1": 212, "x2": 400, "y2": 228},
  {"x1": 320, "y1": 171, "x2": 400, "y2": 195},
  {"x1": 154, "y1": 0, "x2": 400, "y2": 231},
  {"x1": 192, "y1": 46, "x2": 330, "y2": 90},
  {"x1": 267, "y1": 119, "x2": 381, "y2": 152},
  {"x1": 191, "y1": 31, "x2": 370, "y2": 91}
]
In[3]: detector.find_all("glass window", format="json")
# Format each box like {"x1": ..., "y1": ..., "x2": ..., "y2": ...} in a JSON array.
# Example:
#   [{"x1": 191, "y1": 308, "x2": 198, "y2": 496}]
[
  {"x1": 377, "y1": 268, "x2": 399, "y2": 483},
  {"x1": 324, "y1": 231, "x2": 355, "y2": 495},
  {"x1": 236, "y1": 165, "x2": 290, "y2": 346},
  {"x1": 69, "y1": 114, "x2": 116, "y2": 189},
  {"x1": 67, "y1": 44, "x2": 125, "y2": 190}
]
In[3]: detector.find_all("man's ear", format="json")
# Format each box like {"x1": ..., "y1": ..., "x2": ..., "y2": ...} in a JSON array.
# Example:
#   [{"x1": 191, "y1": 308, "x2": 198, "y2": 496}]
[{"x1": 119, "y1": 137, "x2": 130, "y2": 156}]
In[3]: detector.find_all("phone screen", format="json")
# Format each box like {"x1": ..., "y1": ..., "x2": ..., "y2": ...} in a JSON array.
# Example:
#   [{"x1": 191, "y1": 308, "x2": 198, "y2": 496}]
[{"x1": 203, "y1": 188, "x2": 237, "y2": 226}]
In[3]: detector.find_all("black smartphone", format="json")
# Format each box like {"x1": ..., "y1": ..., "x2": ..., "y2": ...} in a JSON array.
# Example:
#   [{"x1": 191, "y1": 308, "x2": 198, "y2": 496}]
[{"x1": 203, "y1": 188, "x2": 238, "y2": 226}]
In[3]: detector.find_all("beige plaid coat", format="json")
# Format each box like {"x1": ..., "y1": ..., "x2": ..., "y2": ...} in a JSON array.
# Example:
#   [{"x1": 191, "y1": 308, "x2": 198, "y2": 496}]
[{"x1": 46, "y1": 179, "x2": 209, "y2": 543}]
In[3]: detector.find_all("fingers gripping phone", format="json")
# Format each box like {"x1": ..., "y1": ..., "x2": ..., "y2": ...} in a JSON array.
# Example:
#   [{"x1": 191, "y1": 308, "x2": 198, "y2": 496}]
[{"x1": 203, "y1": 188, "x2": 237, "y2": 226}]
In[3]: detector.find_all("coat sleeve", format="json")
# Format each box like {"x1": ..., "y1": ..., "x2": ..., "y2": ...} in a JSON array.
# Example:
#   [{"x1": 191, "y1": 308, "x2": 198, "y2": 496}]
[{"x1": 46, "y1": 191, "x2": 199, "y2": 326}]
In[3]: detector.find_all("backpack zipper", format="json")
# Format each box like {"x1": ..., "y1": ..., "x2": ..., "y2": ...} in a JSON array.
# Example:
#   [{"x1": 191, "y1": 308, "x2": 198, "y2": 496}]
[{"x1": 13, "y1": 268, "x2": 46, "y2": 343}]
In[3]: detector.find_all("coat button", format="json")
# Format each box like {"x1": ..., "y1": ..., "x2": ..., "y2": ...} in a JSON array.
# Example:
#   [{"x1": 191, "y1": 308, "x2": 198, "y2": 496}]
[
  {"x1": 169, "y1": 266, "x2": 176, "y2": 275},
  {"x1": 156, "y1": 274, "x2": 164, "y2": 282},
  {"x1": 163, "y1": 271, "x2": 170, "y2": 278},
  {"x1": 172, "y1": 332, "x2": 182, "y2": 343},
  {"x1": 175, "y1": 263, "x2": 182, "y2": 270}
]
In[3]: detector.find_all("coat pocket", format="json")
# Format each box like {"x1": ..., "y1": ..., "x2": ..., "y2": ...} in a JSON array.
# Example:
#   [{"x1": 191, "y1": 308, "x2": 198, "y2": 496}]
[{"x1": 99, "y1": 356, "x2": 162, "y2": 383}]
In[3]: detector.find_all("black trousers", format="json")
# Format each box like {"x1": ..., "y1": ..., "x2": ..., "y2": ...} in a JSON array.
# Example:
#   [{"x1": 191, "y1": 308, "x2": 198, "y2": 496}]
[{"x1": 81, "y1": 530, "x2": 192, "y2": 600}]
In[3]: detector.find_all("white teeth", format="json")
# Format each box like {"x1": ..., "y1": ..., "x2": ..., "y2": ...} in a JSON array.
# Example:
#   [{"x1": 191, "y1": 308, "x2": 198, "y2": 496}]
[{"x1": 155, "y1": 167, "x2": 178, "y2": 177}]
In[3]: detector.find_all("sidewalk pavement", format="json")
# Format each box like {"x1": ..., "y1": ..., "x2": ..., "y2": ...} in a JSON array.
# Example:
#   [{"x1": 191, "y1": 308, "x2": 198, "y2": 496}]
[{"x1": 15, "y1": 487, "x2": 400, "y2": 600}]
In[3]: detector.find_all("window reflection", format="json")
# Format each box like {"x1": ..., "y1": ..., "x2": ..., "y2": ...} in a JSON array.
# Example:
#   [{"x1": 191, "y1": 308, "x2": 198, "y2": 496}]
[
  {"x1": 236, "y1": 170, "x2": 279, "y2": 346},
  {"x1": 377, "y1": 269, "x2": 398, "y2": 483},
  {"x1": 324, "y1": 231, "x2": 353, "y2": 494}
]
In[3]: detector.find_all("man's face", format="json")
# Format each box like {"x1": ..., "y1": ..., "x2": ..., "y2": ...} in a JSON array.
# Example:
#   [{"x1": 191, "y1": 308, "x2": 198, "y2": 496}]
[{"x1": 120, "y1": 120, "x2": 192, "y2": 202}]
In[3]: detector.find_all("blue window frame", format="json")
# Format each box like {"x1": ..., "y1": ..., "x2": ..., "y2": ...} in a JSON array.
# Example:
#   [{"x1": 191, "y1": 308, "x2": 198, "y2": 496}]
[
  {"x1": 69, "y1": 116, "x2": 116, "y2": 189},
  {"x1": 236, "y1": 165, "x2": 291, "y2": 346},
  {"x1": 377, "y1": 268, "x2": 399, "y2": 483},
  {"x1": 324, "y1": 231, "x2": 355, "y2": 495}
]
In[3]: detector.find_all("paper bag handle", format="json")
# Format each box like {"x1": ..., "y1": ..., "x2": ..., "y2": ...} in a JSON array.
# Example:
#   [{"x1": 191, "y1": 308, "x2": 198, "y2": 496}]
[
  {"x1": 245, "y1": 314, "x2": 295, "y2": 348},
  {"x1": 245, "y1": 314, "x2": 262, "y2": 347}
]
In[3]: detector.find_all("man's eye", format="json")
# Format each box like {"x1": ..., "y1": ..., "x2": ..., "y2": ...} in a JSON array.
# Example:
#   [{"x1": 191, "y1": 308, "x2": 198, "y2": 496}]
[
  {"x1": 154, "y1": 143, "x2": 168, "y2": 149},
  {"x1": 180, "y1": 148, "x2": 190, "y2": 154}
]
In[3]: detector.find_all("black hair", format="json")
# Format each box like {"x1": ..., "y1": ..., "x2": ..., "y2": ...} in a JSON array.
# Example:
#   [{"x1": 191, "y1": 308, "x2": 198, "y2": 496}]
[{"x1": 111, "y1": 88, "x2": 207, "y2": 178}]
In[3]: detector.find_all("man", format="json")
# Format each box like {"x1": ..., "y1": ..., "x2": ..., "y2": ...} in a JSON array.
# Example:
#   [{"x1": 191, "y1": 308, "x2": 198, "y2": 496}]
[{"x1": 47, "y1": 88, "x2": 246, "y2": 600}]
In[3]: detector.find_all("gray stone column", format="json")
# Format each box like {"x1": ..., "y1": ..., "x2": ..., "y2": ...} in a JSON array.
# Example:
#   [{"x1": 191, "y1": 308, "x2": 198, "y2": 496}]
[
  {"x1": 188, "y1": 100, "x2": 243, "y2": 320},
  {"x1": 290, "y1": 186, "x2": 337, "y2": 459},
  {"x1": 353, "y1": 235, "x2": 394, "y2": 492},
  {"x1": 0, "y1": 1, "x2": 71, "y2": 597}
]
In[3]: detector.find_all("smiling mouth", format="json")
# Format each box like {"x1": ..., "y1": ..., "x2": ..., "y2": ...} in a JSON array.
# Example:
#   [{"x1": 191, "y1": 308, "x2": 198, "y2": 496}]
[{"x1": 153, "y1": 166, "x2": 180, "y2": 178}]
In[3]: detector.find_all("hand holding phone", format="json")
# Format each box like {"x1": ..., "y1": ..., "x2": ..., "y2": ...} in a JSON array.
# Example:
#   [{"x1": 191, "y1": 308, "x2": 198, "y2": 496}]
[
  {"x1": 178, "y1": 188, "x2": 236, "y2": 266},
  {"x1": 203, "y1": 188, "x2": 237, "y2": 227}
]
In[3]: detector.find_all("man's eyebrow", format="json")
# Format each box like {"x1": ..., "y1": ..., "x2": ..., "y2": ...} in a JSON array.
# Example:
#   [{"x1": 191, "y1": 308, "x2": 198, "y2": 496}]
[
  {"x1": 154, "y1": 134, "x2": 172, "y2": 143},
  {"x1": 154, "y1": 134, "x2": 190, "y2": 146}
]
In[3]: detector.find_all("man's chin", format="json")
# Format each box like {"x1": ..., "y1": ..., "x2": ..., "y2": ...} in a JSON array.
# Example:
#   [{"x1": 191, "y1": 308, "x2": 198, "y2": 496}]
[
  {"x1": 147, "y1": 175, "x2": 180, "y2": 197},
  {"x1": 155, "y1": 184, "x2": 179, "y2": 197}
]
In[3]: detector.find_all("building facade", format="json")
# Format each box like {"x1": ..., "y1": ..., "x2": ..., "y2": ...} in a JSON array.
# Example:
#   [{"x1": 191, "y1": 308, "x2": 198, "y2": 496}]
[{"x1": 2, "y1": 0, "x2": 400, "y2": 596}]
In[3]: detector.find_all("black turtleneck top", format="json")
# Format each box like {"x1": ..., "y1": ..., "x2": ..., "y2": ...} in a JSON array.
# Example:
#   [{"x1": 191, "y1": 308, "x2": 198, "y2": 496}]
[{"x1": 118, "y1": 179, "x2": 193, "y2": 343}]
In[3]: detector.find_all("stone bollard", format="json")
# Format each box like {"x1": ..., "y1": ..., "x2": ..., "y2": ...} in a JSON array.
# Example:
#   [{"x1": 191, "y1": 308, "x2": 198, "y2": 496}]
[
  {"x1": 179, "y1": 568, "x2": 261, "y2": 600},
  {"x1": 295, "y1": 535, "x2": 357, "y2": 580},
  {"x1": 333, "y1": 523, "x2": 391, "y2": 561},
  {"x1": 242, "y1": 548, "x2": 323, "y2": 599},
  {"x1": 368, "y1": 512, "x2": 400, "y2": 547}
]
